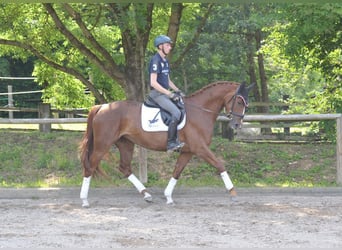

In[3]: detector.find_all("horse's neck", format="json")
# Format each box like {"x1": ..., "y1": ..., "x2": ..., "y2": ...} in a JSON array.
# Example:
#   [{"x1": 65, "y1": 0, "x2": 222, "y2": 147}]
[{"x1": 189, "y1": 88, "x2": 229, "y2": 114}]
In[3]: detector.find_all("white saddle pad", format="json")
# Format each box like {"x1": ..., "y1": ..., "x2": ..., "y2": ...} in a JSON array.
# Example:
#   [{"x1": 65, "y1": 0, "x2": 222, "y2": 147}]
[{"x1": 141, "y1": 104, "x2": 186, "y2": 132}]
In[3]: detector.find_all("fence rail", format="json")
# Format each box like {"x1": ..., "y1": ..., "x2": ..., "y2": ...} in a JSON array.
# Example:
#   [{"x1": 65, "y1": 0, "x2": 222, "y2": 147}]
[
  {"x1": 1, "y1": 114, "x2": 341, "y2": 185},
  {"x1": 1, "y1": 113, "x2": 340, "y2": 123}
]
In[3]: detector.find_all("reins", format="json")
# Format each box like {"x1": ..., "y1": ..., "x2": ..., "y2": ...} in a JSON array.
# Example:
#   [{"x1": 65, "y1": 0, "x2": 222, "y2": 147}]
[
  {"x1": 185, "y1": 102, "x2": 221, "y2": 115},
  {"x1": 185, "y1": 92, "x2": 247, "y2": 119}
]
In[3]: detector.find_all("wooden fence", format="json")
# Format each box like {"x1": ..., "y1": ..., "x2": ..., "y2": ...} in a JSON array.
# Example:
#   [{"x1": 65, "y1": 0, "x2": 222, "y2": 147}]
[{"x1": 0, "y1": 113, "x2": 341, "y2": 185}]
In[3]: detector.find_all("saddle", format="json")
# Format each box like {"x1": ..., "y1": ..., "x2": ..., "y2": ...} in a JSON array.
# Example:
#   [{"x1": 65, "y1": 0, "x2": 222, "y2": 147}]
[{"x1": 141, "y1": 96, "x2": 186, "y2": 132}]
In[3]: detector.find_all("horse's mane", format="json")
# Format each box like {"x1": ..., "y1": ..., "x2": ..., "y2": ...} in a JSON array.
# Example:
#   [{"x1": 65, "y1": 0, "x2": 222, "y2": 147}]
[
  {"x1": 187, "y1": 81, "x2": 239, "y2": 98},
  {"x1": 188, "y1": 81, "x2": 240, "y2": 97}
]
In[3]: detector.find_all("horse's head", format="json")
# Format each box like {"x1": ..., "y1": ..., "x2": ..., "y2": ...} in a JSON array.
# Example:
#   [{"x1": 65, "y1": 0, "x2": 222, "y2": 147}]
[{"x1": 224, "y1": 82, "x2": 255, "y2": 129}]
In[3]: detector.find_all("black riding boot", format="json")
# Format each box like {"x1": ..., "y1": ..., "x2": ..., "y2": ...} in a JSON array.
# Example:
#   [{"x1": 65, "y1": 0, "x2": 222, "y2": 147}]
[{"x1": 167, "y1": 120, "x2": 185, "y2": 152}]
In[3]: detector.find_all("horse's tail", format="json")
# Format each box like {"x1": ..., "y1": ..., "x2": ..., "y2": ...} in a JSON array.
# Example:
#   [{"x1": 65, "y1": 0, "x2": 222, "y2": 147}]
[{"x1": 79, "y1": 105, "x2": 102, "y2": 177}]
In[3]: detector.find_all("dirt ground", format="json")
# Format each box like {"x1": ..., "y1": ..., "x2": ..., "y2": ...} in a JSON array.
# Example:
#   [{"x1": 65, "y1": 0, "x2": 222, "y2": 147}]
[{"x1": 1, "y1": 186, "x2": 342, "y2": 248}]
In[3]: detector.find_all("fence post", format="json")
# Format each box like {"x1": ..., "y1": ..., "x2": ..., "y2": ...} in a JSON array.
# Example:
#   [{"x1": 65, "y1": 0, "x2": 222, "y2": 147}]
[
  {"x1": 38, "y1": 103, "x2": 51, "y2": 132},
  {"x1": 337, "y1": 115, "x2": 342, "y2": 185},
  {"x1": 221, "y1": 122, "x2": 235, "y2": 141},
  {"x1": 7, "y1": 85, "x2": 13, "y2": 119},
  {"x1": 283, "y1": 95, "x2": 290, "y2": 135},
  {"x1": 138, "y1": 146, "x2": 148, "y2": 183}
]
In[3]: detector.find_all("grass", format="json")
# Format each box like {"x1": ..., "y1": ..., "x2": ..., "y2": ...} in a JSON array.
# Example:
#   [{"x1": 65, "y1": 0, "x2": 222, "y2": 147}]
[{"x1": 0, "y1": 128, "x2": 338, "y2": 188}]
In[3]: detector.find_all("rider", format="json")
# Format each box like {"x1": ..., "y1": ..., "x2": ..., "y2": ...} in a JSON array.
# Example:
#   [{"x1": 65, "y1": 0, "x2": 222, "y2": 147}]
[{"x1": 148, "y1": 35, "x2": 185, "y2": 152}]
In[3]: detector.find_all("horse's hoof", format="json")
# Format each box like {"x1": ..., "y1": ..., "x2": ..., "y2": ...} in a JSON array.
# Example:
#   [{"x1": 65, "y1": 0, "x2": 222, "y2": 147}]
[
  {"x1": 229, "y1": 188, "x2": 238, "y2": 202},
  {"x1": 143, "y1": 192, "x2": 153, "y2": 202},
  {"x1": 165, "y1": 196, "x2": 175, "y2": 205},
  {"x1": 166, "y1": 201, "x2": 175, "y2": 206},
  {"x1": 81, "y1": 199, "x2": 90, "y2": 208},
  {"x1": 230, "y1": 196, "x2": 238, "y2": 202}
]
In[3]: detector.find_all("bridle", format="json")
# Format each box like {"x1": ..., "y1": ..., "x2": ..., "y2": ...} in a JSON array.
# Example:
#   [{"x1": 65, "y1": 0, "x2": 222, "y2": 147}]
[
  {"x1": 185, "y1": 92, "x2": 248, "y2": 120},
  {"x1": 224, "y1": 93, "x2": 248, "y2": 120}
]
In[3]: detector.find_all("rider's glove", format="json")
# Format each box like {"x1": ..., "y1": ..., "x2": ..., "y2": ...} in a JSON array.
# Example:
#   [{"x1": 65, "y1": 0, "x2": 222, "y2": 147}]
[
  {"x1": 175, "y1": 90, "x2": 186, "y2": 97},
  {"x1": 169, "y1": 92, "x2": 180, "y2": 102}
]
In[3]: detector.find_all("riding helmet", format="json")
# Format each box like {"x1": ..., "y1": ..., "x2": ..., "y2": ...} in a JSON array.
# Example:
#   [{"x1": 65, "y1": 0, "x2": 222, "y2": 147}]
[{"x1": 154, "y1": 35, "x2": 172, "y2": 47}]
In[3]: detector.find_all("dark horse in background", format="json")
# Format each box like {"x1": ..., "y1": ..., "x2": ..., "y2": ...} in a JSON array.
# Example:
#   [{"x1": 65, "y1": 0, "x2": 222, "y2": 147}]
[{"x1": 79, "y1": 81, "x2": 254, "y2": 207}]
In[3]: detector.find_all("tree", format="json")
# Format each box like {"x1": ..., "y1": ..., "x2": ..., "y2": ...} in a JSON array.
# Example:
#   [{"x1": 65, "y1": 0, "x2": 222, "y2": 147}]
[
  {"x1": 0, "y1": 3, "x2": 213, "y2": 107},
  {"x1": 282, "y1": 3, "x2": 342, "y2": 113},
  {"x1": 262, "y1": 3, "x2": 342, "y2": 114},
  {"x1": 175, "y1": 3, "x2": 276, "y2": 113}
]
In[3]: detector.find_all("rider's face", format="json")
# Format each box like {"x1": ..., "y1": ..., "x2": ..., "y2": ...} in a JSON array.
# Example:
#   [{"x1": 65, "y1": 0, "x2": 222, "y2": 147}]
[{"x1": 161, "y1": 43, "x2": 172, "y2": 55}]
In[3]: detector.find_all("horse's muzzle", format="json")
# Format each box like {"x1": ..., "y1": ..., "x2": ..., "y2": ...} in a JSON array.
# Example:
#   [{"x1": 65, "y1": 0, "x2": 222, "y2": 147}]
[{"x1": 229, "y1": 119, "x2": 243, "y2": 130}]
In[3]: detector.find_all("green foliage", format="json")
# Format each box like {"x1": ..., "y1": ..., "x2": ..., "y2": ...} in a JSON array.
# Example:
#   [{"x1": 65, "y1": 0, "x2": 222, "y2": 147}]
[
  {"x1": 0, "y1": 2, "x2": 341, "y2": 121},
  {"x1": 0, "y1": 57, "x2": 10, "y2": 76},
  {"x1": 33, "y1": 62, "x2": 95, "y2": 109},
  {"x1": 0, "y1": 130, "x2": 337, "y2": 188},
  {"x1": 0, "y1": 3, "x2": 127, "y2": 107},
  {"x1": 172, "y1": 3, "x2": 250, "y2": 92},
  {"x1": 278, "y1": 3, "x2": 342, "y2": 114},
  {"x1": 260, "y1": 3, "x2": 341, "y2": 139}
]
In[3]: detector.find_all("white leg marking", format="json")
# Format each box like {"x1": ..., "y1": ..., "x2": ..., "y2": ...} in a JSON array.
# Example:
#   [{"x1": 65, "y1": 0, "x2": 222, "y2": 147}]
[
  {"x1": 128, "y1": 174, "x2": 153, "y2": 202},
  {"x1": 80, "y1": 176, "x2": 91, "y2": 207},
  {"x1": 164, "y1": 177, "x2": 177, "y2": 204},
  {"x1": 220, "y1": 171, "x2": 234, "y2": 191},
  {"x1": 128, "y1": 174, "x2": 146, "y2": 193}
]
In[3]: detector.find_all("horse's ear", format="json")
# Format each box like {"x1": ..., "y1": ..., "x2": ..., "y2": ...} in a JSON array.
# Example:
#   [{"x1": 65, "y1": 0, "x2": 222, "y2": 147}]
[
  {"x1": 239, "y1": 81, "x2": 246, "y2": 91},
  {"x1": 247, "y1": 82, "x2": 256, "y2": 92}
]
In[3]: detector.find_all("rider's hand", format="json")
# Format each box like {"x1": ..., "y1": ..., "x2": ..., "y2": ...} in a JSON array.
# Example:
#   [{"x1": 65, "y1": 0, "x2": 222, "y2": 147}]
[
  {"x1": 169, "y1": 92, "x2": 180, "y2": 102},
  {"x1": 175, "y1": 90, "x2": 186, "y2": 97}
]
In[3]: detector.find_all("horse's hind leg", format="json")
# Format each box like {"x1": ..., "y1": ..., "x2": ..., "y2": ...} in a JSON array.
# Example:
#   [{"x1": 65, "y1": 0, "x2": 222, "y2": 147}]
[
  {"x1": 80, "y1": 176, "x2": 91, "y2": 207},
  {"x1": 116, "y1": 138, "x2": 152, "y2": 202},
  {"x1": 81, "y1": 144, "x2": 113, "y2": 207}
]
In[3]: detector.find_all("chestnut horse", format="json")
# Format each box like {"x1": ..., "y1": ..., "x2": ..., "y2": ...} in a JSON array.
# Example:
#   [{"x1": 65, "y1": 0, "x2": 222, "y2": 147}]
[{"x1": 79, "y1": 81, "x2": 254, "y2": 207}]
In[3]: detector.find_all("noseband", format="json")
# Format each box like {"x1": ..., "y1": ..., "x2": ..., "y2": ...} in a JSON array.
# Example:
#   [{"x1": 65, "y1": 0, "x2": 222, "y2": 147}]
[{"x1": 224, "y1": 94, "x2": 248, "y2": 120}]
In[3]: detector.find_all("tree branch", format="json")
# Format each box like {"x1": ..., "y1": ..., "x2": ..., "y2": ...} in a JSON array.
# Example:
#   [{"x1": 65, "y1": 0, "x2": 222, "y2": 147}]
[
  {"x1": 171, "y1": 3, "x2": 215, "y2": 68},
  {"x1": 62, "y1": 4, "x2": 120, "y2": 74},
  {"x1": 0, "y1": 38, "x2": 106, "y2": 103},
  {"x1": 43, "y1": 3, "x2": 124, "y2": 84}
]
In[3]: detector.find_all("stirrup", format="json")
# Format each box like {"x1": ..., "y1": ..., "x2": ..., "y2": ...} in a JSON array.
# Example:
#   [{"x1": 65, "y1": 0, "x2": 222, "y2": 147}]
[{"x1": 167, "y1": 141, "x2": 185, "y2": 153}]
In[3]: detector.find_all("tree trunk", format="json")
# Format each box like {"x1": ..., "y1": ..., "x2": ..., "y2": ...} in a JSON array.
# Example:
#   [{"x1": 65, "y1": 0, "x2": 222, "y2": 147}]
[
  {"x1": 246, "y1": 33, "x2": 261, "y2": 111},
  {"x1": 255, "y1": 29, "x2": 269, "y2": 114},
  {"x1": 255, "y1": 29, "x2": 272, "y2": 134},
  {"x1": 116, "y1": 3, "x2": 153, "y2": 101},
  {"x1": 167, "y1": 3, "x2": 184, "y2": 62}
]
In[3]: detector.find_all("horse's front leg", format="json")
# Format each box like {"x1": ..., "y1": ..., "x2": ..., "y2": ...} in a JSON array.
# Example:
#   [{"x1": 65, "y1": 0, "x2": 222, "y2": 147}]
[
  {"x1": 164, "y1": 152, "x2": 193, "y2": 204},
  {"x1": 197, "y1": 147, "x2": 237, "y2": 200}
]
